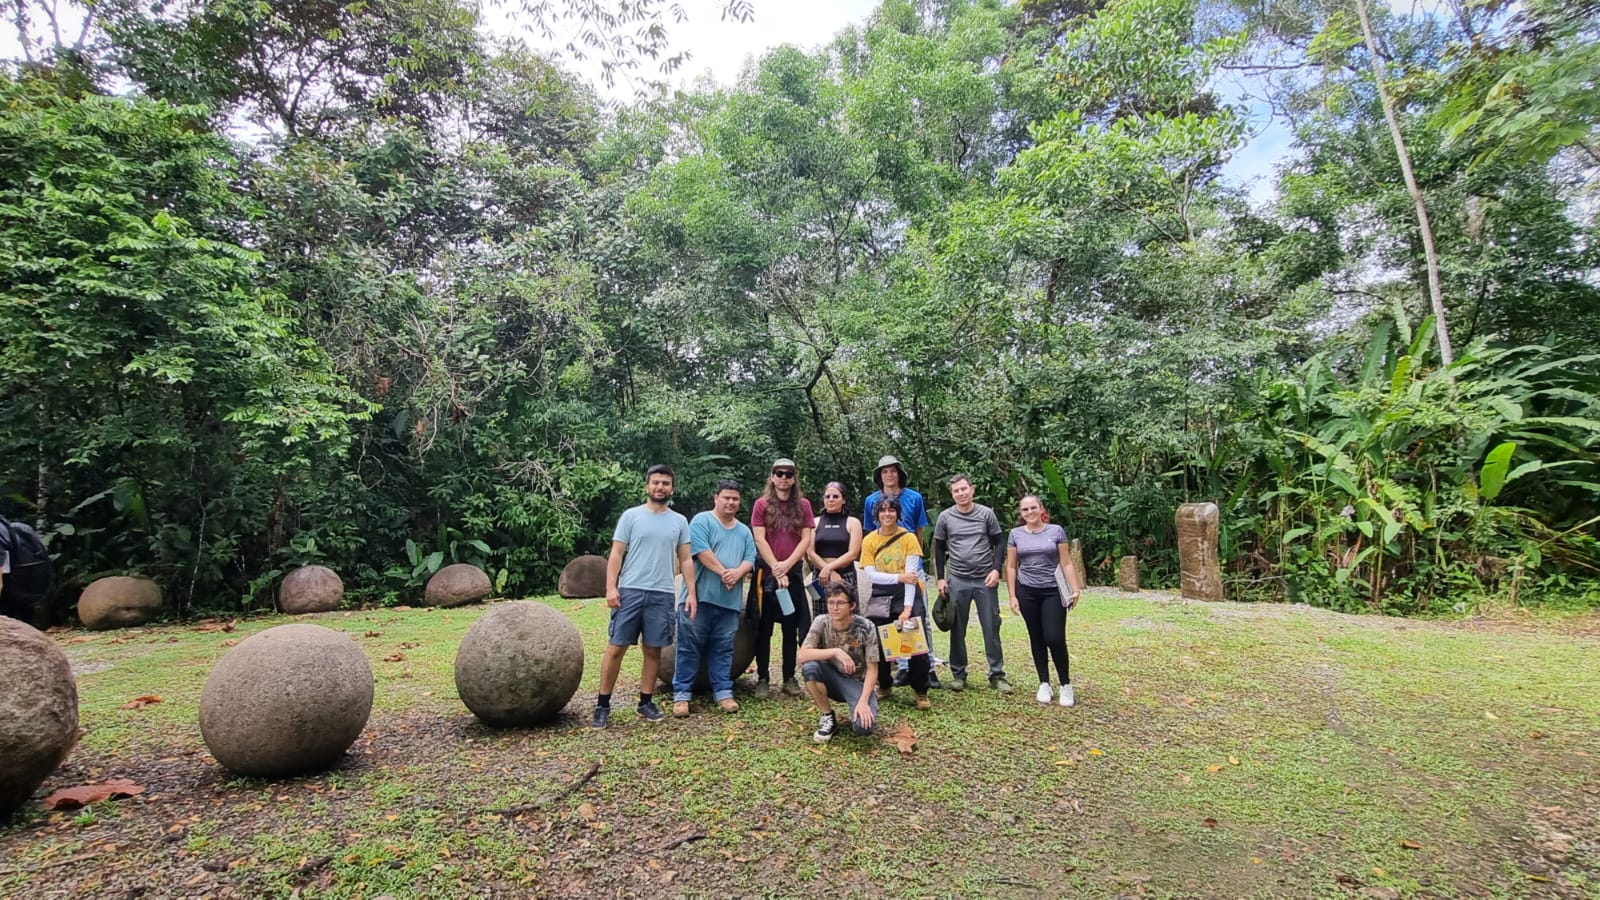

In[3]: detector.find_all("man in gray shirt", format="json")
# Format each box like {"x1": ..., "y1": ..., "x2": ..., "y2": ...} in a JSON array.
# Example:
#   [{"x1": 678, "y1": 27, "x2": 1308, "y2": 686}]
[{"x1": 932, "y1": 474, "x2": 1012, "y2": 693}]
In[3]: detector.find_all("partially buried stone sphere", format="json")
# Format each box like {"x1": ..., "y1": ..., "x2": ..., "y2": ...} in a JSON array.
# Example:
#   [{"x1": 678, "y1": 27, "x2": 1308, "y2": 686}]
[
  {"x1": 199, "y1": 624, "x2": 373, "y2": 777},
  {"x1": 426, "y1": 563, "x2": 491, "y2": 608},
  {"x1": 78, "y1": 575, "x2": 162, "y2": 630},
  {"x1": 454, "y1": 601, "x2": 584, "y2": 727},
  {"x1": 0, "y1": 618, "x2": 79, "y2": 817},
  {"x1": 278, "y1": 565, "x2": 344, "y2": 614}
]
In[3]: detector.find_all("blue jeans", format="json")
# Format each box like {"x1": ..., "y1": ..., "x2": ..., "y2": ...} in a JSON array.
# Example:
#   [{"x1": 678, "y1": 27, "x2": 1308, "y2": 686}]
[{"x1": 673, "y1": 603, "x2": 740, "y2": 702}]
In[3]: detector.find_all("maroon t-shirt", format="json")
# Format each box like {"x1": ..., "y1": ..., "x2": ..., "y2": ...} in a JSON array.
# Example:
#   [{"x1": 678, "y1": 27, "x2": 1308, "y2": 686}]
[{"x1": 752, "y1": 496, "x2": 815, "y2": 564}]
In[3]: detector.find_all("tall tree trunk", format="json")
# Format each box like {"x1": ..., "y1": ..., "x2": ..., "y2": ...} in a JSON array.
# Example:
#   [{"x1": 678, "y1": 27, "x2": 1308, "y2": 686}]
[{"x1": 1353, "y1": 0, "x2": 1454, "y2": 366}]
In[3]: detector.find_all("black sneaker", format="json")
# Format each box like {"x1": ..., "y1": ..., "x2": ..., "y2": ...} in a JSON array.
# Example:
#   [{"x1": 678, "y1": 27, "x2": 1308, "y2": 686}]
[
  {"x1": 637, "y1": 702, "x2": 664, "y2": 722},
  {"x1": 892, "y1": 670, "x2": 910, "y2": 688},
  {"x1": 927, "y1": 673, "x2": 944, "y2": 690},
  {"x1": 591, "y1": 706, "x2": 610, "y2": 729},
  {"x1": 813, "y1": 710, "x2": 837, "y2": 743}
]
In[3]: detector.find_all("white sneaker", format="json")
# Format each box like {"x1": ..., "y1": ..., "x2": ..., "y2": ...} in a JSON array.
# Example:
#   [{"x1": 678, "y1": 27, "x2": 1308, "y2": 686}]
[
  {"x1": 1035, "y1": 683, "x2": 1053, "y2": 704},
  {"x1": 1059, "y1": 684, "x2": 1075, "y2": 707}
]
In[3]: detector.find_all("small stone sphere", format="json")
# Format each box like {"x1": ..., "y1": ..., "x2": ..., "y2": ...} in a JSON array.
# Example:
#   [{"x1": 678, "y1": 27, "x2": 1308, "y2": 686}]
[
  {"x1": 657, "y1": 620, "x2": 759, "y2": 693},
  {"x1": 78, "y1": 576, "x2": 162, "y2": 630},
  {"x1": 199, "y1": 624, "x2": 373, "y2": 777},
  {"x1": 0, "y1": 618, "x2": 79, "y2": 816},
  {"x1": 454, "y1": 602, "x2": 584, "y2": 727},
  {"x1": 425, "y1": 564, "x2": 492, "y2": 608},
  {"x1": 278, "y1": 566, "x2": 344, "y2": 614}
]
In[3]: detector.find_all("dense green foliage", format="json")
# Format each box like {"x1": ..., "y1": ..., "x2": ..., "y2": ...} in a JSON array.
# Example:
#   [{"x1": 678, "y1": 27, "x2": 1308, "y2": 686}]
[{"x1": 2, "y1": 0, "x2": 1596, "y2": 615}]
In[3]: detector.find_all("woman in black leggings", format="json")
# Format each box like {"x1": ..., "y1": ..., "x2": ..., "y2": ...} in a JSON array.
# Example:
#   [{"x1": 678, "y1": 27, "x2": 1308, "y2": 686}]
[{"x1": 1005, "y1": 494, "x2": 1081, "y2": 707}]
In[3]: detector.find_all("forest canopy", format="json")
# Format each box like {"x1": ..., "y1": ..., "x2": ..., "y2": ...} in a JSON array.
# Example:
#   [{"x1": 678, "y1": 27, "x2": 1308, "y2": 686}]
[{"x1": 2, "y1": 0, "x2": 1596, "y2": 616}]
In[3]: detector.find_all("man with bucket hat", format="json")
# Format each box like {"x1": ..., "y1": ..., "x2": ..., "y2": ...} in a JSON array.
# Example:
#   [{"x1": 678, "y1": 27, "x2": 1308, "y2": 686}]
[{"x1": 862, "y1": 456, "x2": 941, "y2": 688}]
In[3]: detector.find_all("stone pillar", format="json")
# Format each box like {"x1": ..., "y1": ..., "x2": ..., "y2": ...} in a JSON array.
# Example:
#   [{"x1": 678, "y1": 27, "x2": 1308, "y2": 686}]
[
  {"x1": 1068, "y1": 539, "x2": 1087, "y2": 591},
  {"x1": 1175, "y1": 502, "x2": 1224, "y2": 602},
  {"x1": 1118, "y1": 556, "x2": 1140, "y2": 592}
]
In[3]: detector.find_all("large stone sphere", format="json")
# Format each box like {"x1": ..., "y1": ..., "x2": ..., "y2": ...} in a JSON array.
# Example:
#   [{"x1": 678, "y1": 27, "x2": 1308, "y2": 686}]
[
  {"x1": 657, "y1": 620, "x2": 759, "y2": 693},
  {"x1": 425, "y1": 564, "x2": 491, "y2": 608},
  {"x1": 278, "y1": 566, "x2": 344, "y2": 614},
  {"x1": 199, "y1": 624, "x2": 373, "y2": 777},
  {"x1": 0, "y1": 619, "x2": 79, "y2": 816},
  {"x1": 78, "y1": 576, "x2": 161, "y2": 630},
  {"x1": 557, "y1": 555, "x2": 607, "y2": 599},
  {"x1": 454, "y1": 601, "x2": 584, "y2": 727}
]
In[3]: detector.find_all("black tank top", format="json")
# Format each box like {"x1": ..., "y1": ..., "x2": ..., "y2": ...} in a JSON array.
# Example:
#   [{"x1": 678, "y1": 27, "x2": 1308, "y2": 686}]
[{"x1": 813, "y1": 511, "x2": 852, "y2": 558}]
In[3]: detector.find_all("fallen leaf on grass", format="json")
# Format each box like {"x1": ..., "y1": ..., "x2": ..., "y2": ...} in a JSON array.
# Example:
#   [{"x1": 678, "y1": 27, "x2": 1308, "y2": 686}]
[
  {"x1": 885, "y1": 722, "x2": 918, "y2": 756},
  {"x1": 120, "y1": 695, "x2": 163, "y2": 710},
  {"x1": 220, "y1": 639, "x2": 237, "y2": 647},
  {"x1": 1228, "y1": 756, "x2": 1240, "y2": 766},
  {"x1": 1087, "y1": 748, "x2": 1105, "y2": 756},
  {"x1": 576, "y1": 803, "x2": 597, "y2": 821},
  {"x1": 1054, "y1": 759, "x2": 1074, "y2": 766},
  {"x1": 1205, "y1": 764, "x2": 1224, "y2": 773},
  {"x1": 1201, "y1": 818, "x2": 1218, "y2": 829},
  {"x1": 1484, "y1": 711, "x2": 1499, "y2": 721},
  {"x1": 1399, "y1": 839, "x2": 1422, "y2": 850},
  {"x1": 384, "y1": 653, "x2": 406, "y2": 662},
  {"x1": 44, "y1": 779, "x2": 145, "y2": 810},
  {"x1": 364, "y1": 631, "x2": 383, "y2": 638}
]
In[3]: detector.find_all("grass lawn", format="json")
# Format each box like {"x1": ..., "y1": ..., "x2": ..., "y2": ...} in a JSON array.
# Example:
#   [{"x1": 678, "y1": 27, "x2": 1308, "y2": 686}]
[{"x1": 3, "y1": 591, "x2": 1599, "y2": 898}]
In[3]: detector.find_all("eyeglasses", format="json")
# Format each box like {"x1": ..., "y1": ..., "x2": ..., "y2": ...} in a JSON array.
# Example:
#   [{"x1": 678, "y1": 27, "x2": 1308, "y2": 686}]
[
  {"x1": 823, "y1": 493, "x2": 842, "y2": 499},
  {"x1": 773, "y1": 470, "x2": 796, "y2": 478},
  {"x1": 825, "y1": 598, "x2": 852, "y2": 607}
]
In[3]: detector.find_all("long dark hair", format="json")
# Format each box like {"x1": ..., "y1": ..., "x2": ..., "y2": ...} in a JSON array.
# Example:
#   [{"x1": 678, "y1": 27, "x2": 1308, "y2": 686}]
[{"x1": 761, "y1": 475, "x2": 808, "y2": 534}]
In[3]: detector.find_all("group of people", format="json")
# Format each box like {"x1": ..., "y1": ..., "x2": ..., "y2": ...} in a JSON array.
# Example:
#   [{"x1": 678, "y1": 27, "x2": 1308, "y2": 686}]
[{"x1": 594, "y1": 457, "x2": 1081, "y2": 742}]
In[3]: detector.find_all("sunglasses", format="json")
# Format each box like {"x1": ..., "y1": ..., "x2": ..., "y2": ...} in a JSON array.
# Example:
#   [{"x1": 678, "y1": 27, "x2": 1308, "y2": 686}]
[
  {"x1": 773, "y1": 470, "x2": 796, "y2": 478},
  {"x1": 823, "y1": 493, "x2": 842, "y2": 499}
]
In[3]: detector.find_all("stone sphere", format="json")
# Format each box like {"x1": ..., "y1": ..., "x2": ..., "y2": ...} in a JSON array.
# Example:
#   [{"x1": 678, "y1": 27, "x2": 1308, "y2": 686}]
[
  {"x1": 278, "y1": 566, "x2": 344, "y2": 614},
  {"x1": 0, "y1": 618, "x2": 79, "y2": 816},
  {"x1": 557, "y1": 555, "x2": 607, "y2": 599},
  {"x1": 425, "y1": 564, "x2": 491, "y2": 608},
  {"x1": 455, "y1": 601, "x2": 584, "y2": 727},
  {"x1": 199, "y1": 624, "x2": 373, "y2": 777},
  {"x1": 657, "y1": 619, "x2": 759, "y2": 693},
  {"x1": 78, "y1": 576, "x2": 161, "y2": 630}
]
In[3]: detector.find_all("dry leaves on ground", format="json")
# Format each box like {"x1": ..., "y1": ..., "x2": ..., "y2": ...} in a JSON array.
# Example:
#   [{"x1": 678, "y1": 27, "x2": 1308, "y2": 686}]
[
  {"x1": 43, "y1": 779, "x2": 145, "y2": 810},
  {"x1": 885, "y1": 722, "x2": 918, "y2": 756},
  {"x1": 119, "y1": 695, "x2": 162, "y2": 710}
]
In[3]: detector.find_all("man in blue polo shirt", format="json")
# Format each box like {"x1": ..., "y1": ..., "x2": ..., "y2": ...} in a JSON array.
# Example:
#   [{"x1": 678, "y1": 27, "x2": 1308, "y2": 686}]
[
  {"x1": 672, "y1": 480, "x2": 757, "y2": 717},
  {"x1": 595, "y1": 464, "x2": 696, "y2": 728}
]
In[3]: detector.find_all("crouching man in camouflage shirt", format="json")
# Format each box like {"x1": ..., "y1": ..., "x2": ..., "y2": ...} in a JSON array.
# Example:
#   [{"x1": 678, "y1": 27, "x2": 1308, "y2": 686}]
[{"x1": 797, "y1": 581, "x2": 880, "y2": 743}]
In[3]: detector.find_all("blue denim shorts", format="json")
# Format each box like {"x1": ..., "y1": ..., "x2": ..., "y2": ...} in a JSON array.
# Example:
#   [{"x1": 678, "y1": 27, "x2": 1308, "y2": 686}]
[{"x1": 609, "y1": 588, "x2": 676, "y2": 647}]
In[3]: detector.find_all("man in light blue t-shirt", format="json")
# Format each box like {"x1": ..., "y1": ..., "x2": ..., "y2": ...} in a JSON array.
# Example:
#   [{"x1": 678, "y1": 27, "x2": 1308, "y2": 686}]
[
  {"x1": 672, "y1": 480, "x2": 757, "y2": 718},
  {"x1": 594, "y1": 464, "x2": 695, "y2": 729}
]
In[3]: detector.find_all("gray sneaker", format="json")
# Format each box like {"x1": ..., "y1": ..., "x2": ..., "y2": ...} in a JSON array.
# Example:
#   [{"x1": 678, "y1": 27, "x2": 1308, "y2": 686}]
[
  {"x1": 990, "y1": 676, "x2": 1014, "y2": 694},
  {"x1": 948, "y1": 676, "x2": 967, "y2": 692},
  {"x1": 782, "y1": 677, "x2": 804, "y2": 697}
]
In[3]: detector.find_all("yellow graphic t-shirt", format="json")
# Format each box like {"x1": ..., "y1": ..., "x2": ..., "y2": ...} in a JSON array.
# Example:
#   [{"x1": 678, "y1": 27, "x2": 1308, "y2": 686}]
[{"x1": 860, "y1": 527, "x2": 923, "y2": 575}]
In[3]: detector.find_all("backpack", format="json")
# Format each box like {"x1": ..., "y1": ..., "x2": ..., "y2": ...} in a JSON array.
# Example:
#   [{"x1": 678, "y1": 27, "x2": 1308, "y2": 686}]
[{"x1": 0, "y1": 515, "x2": 54, "y2": 621}]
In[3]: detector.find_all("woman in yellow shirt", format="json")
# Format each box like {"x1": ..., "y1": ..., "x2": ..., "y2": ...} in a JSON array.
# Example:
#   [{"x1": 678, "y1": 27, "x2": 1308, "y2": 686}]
[{"x1": 859, "y1": 502, "x2": 932, "y2": 710}]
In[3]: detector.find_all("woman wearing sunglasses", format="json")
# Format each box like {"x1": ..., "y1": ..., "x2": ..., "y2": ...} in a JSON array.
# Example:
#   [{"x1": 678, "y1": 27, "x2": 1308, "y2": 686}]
[
  {"x1": 805, "y1": 481, "x2": 862, "y2": 622},
  {"x1": 748, "y1": 459, "x2": 815, "y2": 697}
]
